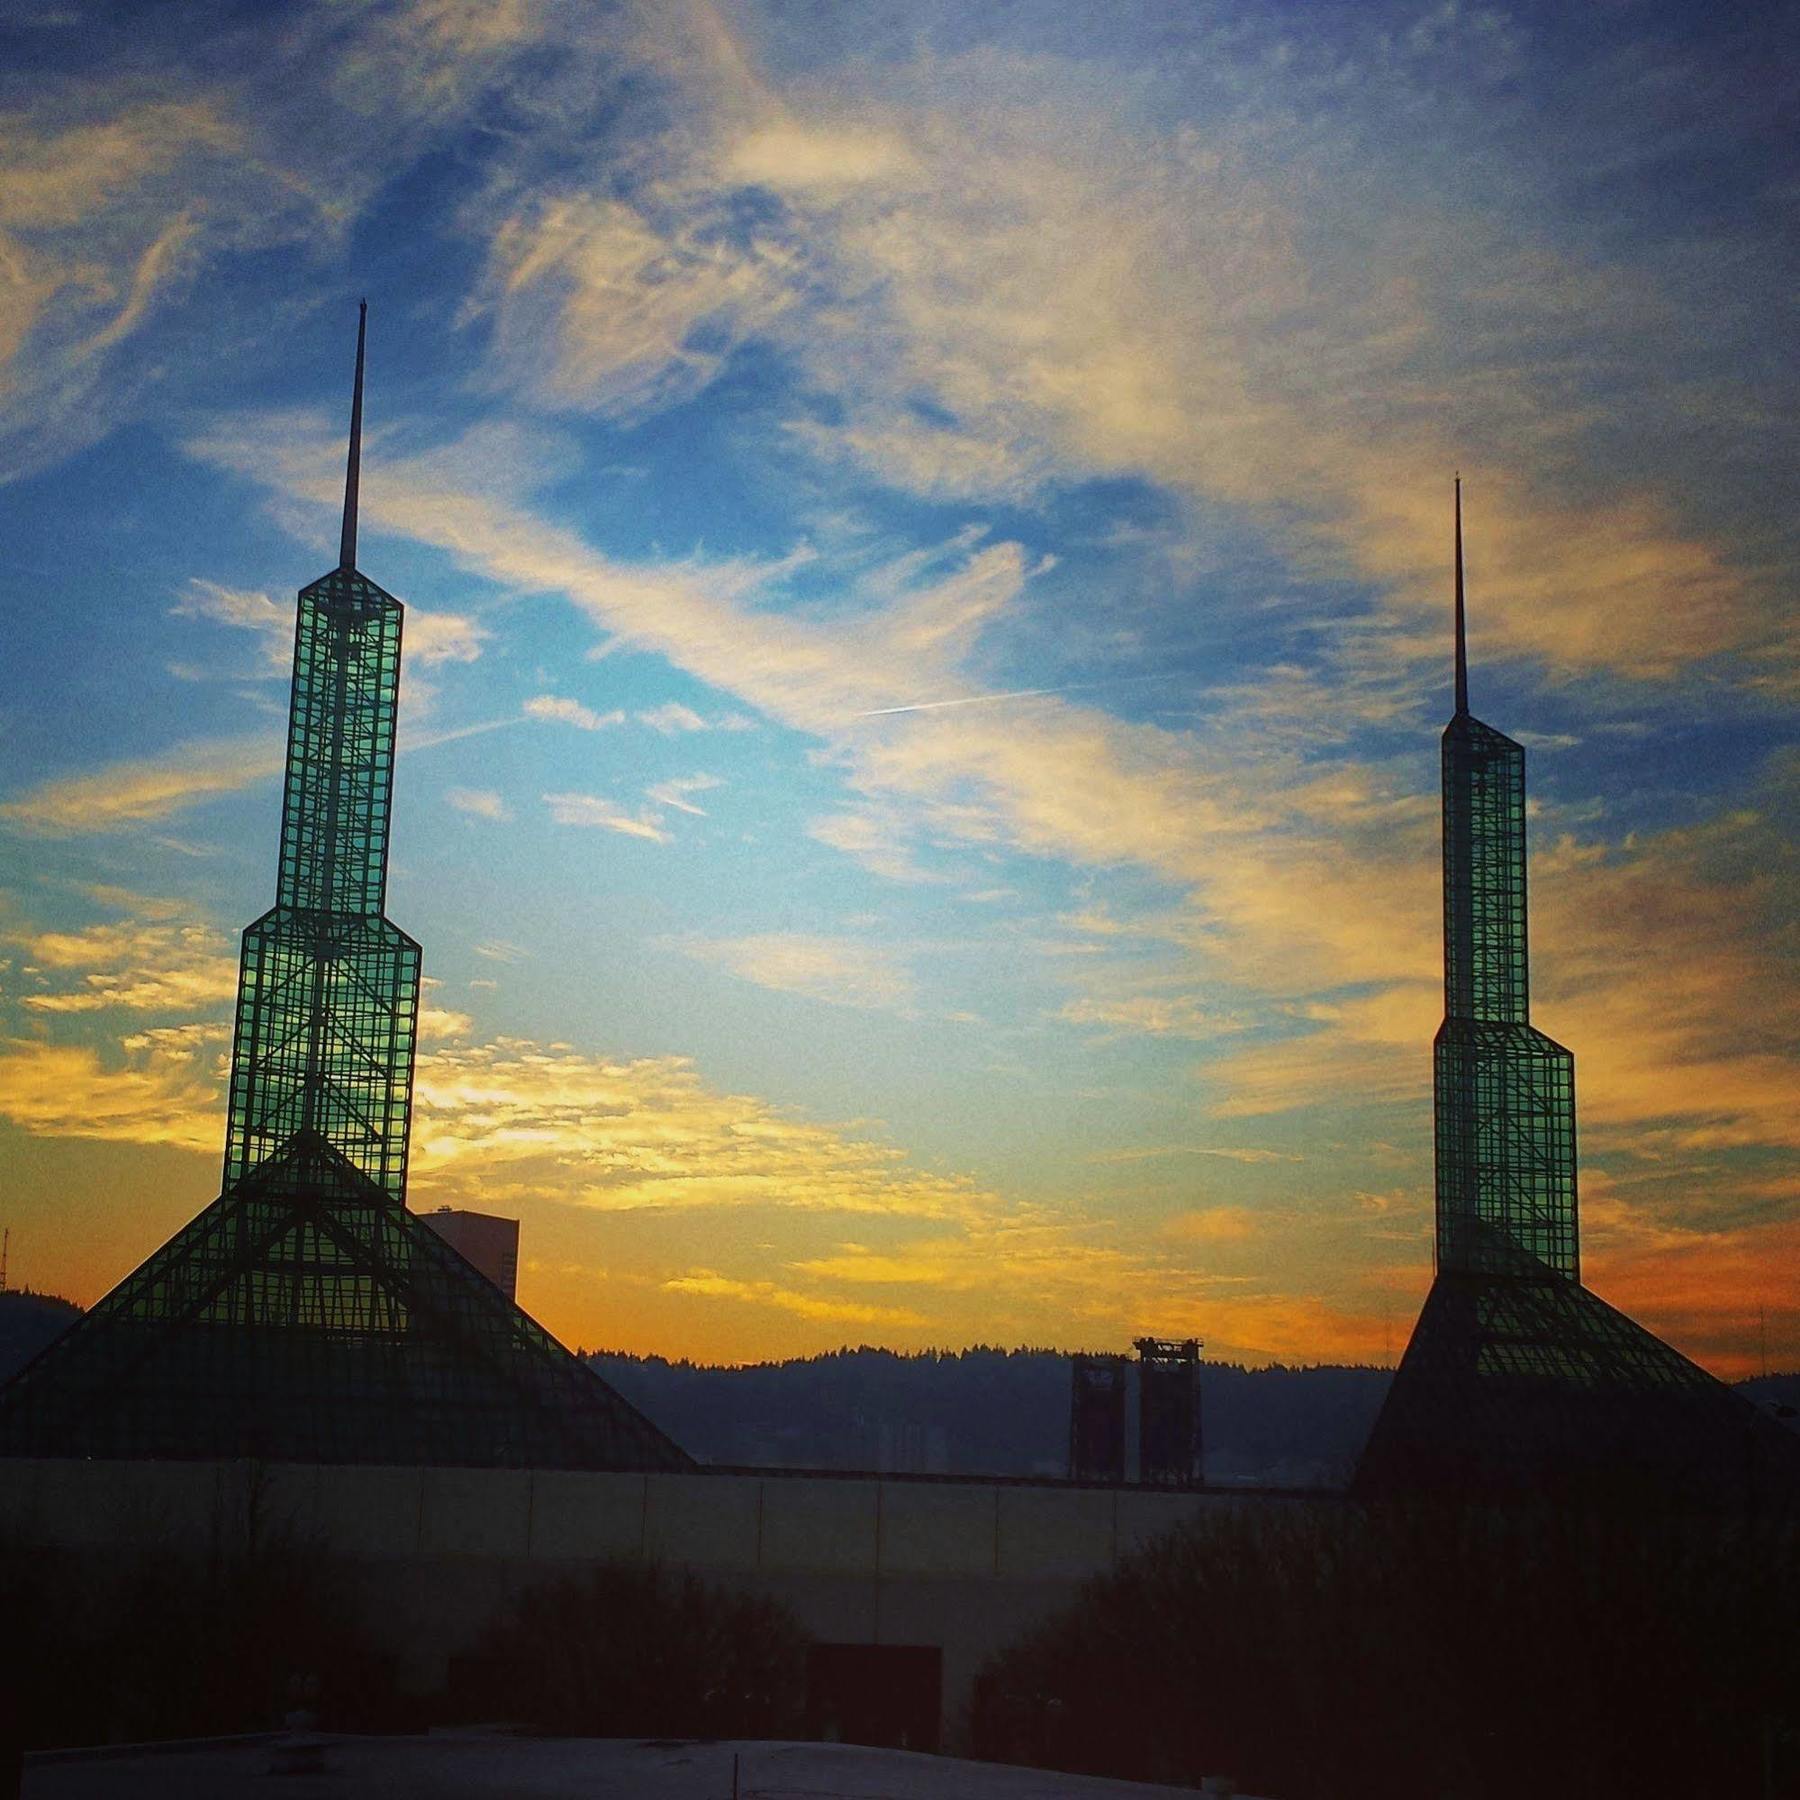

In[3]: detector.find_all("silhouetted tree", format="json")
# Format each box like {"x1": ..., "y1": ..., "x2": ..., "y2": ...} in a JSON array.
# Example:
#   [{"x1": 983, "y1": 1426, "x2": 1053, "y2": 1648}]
[
  {"x1": 466, "y1": 1562, "x2": 808, "y2": 1738},
  {"x1": 0, "y1": 1473, "x2": 394, "y2": 1749},
  {"x1": 973, "y1": 1494, "x2": 1800, "y2": 1800}
]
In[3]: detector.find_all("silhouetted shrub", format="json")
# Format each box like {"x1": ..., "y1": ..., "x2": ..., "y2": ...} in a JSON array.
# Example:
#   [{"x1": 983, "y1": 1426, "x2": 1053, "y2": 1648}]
[
  {"x1": 1, "y1": 1474, "x2": 397, "y2": 1749},
  {"x1": 973, "y1": 1495, "x2": 1800, "y2": 1800},
  {"x1": 466, "y1": 1562, "x2": 809, "y2": 1738}
]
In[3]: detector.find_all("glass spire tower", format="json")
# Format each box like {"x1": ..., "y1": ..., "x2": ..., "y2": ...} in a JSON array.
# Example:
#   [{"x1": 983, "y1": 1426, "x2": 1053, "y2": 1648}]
[
  {"x1": 1433, "y1": 480, "x2": 1579, "y2": 1279},
  {"x1": 1361, "y1": 483, "x2": 1800, "y2": 1509},
  {"x1": 0, "y1": 308, "x2": 690, "y2": 1471},
  {"x1": 222, "y1": 301, "x2": 421, "y2": 1201}
]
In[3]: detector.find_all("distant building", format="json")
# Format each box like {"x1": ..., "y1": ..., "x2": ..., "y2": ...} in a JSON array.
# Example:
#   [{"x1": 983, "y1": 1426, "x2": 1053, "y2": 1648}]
[
  {"x1": 1068, "y1": 1352, "x2": 1129, "y2": 1482},
  {"x1": 1135, "y1": 1338, "x2": 1203, "y2": 1488},
  {"x1": 421, "y1": 1208, "x2": 520, "y2": 1301}
]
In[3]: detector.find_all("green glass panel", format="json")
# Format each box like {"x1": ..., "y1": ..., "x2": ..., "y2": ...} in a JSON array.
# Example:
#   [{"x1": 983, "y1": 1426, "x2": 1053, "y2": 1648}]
[
  {"x1": 221, "y1": 565, "x2": 418, "y2": 1201},
  {"x1": 1436, "y1": 713, "x2": 1579, "y2": 1280},
  {"x1": 1442, "y1": 715, "x2": 1528, "y2": 1025}
]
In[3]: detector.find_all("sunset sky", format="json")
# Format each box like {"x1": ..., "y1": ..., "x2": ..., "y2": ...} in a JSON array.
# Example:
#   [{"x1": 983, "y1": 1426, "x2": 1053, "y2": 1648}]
[{"x1": 1, "y1": 0, "x2": 1795, "y2": 1374}]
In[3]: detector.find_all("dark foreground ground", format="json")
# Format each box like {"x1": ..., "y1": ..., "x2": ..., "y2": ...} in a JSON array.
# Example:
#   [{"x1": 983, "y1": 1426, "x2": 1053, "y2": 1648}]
[{"x1": 23, "y1": 1734, "x2": 1258, "y2": 1798}]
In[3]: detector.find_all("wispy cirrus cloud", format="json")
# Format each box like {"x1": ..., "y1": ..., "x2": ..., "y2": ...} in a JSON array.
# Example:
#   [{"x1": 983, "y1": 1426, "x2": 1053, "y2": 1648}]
[
  {"x1": 0, "y1": 733, "x2": 285, "y2": 833},
  {"x1": 169, "y1": 579, "x2": 292, "y2": 674},
  {"x1": 807, "y1": 811, "x2": 948, "y2": 886},
  {"x1": 542, "y1": 791, "x2": 671, "y2": 841},
  {"x1": 188, "y1": 406, "x2": 1800, "y2": 1185},
  {"x1": 170, "y1": 577, "x2": 486, "y2": 677},
  {"x1": 646, "y1": 774, "x2": 721, "y2": 816},
  {"x1": 453, "y1": 5, "x2": 1789, "y2": 688},
  {"x1": 524, "y1": 693, "x2": 623, "y2": 731},
  {"x1": 403, "y1": 611, "x2": 490, "y2": 665},
  {"x1": 1202, "y1": 783, "x2": 1800, "y2": 1174},
  {"x1": 1060, "y1": 993, "x2": 1244, "y2": 1042},
  {"x1": 0, "y1": 96, "x2": 241, "y2": 480},
  {"x1": 674, "y1": 932, "x2": 914, "y2": 1013},
  {"x1": 0, "y1": 0, "x2": 559, "y2": 483},
  {"x1": 638, "y1": 702, "x2": 711, "y2": 734},
  {"x1": 0, "y1": 704, "x2": 518, "y2": 837},
  {"x1": 13, "y1": 0, "x2": 1788, "y2": 1370},
  {"x1": 445, "y1": 786, "x2": 512, "y2": 821}
]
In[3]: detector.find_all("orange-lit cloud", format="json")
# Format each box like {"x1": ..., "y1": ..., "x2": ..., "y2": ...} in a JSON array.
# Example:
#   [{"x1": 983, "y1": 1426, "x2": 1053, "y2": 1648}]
[
  {"x1": 7, "y1": 3, "x2": 1793, "y2": 1380},
  {"x1": 409, "y1": 1037, "x2": 992, "y2": 1222},
  {"x1": 186, "y1": 415, "x2": 1800, "y2": 1202},
  {"x1": 1163, "y1": 1206, "x2": 1260, "y2": 1245},
  {"x1": 10, "y1": 917, "x2": 238, "y2": 1015},
  {"x1": 0, "y1": 1039, "x2": 219, "y2": 1152},
  {"x1": 1586, "y1": 1215, "x2": 1800, "y2": 1380},
  {"x1": 663, "y1": 1269, "x2": 928, "y2": 1329}
]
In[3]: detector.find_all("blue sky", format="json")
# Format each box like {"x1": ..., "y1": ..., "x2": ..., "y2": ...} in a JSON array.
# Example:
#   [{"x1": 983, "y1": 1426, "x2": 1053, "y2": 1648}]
[{"x1": 1, "y1": 0, "x2": 1796, "y2": 1368}]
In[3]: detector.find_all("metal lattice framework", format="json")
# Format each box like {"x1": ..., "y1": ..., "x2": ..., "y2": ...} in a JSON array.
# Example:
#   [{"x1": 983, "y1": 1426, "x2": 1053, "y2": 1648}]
[
  {"x1": 1356, "y1": 1225, "x2": 1800, "y2": 1508},
  {"x1": 0, "y1": 306, "x2": 692, "y2": 1473},
  {"x1": 0, "y1": 1133, "x2": 688, "y2": 1468},
  {"x1": 1435, "y1": 501, "x2": 1578, "y2": 1282},
  {"x1": 1435, "y1": 1015, "x2": 1577, "y2": 1278},
  {"x1": 224, "y1": 567, "x2": 418, "y2": 1202},
  {"x1": 1354, "y1": 485, "x2": 1800, "y2": 1509},
  {"x1": 1441, "y1": 714, "x2": 1529, "y2": 1023}
]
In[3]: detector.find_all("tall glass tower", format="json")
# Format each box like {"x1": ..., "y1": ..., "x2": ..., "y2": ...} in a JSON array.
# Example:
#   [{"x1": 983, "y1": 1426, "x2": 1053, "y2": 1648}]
[
  {"x1": 0, "y1": 309, "x2": 689, "y2": 1471},
  {"x1": 1433, "y1": 480, "x2": 1579, "y2": 1279},
  {"x1": 222, "y1": 303, "x2": 421, "y2": 1202},
  {"x1": 1360, "y1": 483, "x2": 1800, "y2": 1507}
]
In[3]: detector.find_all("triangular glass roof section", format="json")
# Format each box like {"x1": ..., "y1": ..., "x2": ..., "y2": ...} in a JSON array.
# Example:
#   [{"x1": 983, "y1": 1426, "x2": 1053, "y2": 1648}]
[{"x1": 0, "y1": 1131, "x2": 692, "y2": 1472}]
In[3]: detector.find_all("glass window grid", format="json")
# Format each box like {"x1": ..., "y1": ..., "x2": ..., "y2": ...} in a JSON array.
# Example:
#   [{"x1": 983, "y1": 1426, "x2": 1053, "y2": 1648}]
[
  {"x1": 1442, "y1": 718, "x2": 1529, "y2": 1025},
  {"x1": 0, "y1": 1135, "x2": 691, "y2": 1470},
  {"x1": 1437, "y1": 714, "x2": 1578, "y2": 1281},
  {"x1": 1435, "y1": 1022, "x2": 1579, "y2": 1282}
]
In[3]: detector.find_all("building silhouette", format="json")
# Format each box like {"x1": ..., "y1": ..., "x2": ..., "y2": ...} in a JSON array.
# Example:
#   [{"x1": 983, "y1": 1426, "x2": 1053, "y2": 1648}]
[
  {"x1": 1357, "y1": 483, "x2": 1800, "y2": 1508},
  {"x1": 1067, "y1": 1352, "x2": 1128, "y2": 1482},
  {"x1": 0, "y1": 308, "x2": 689, "y2": 1472},
  {"x1": 422, "y1": 1208, "x2": 521, "y2": 1301},
  {"x1": 1135, "y1": 1337, "x2": 1203, "y2": 1489},
  {"x1": 1435, "y1": 482, "x2": 1578, "y2": 1280}
]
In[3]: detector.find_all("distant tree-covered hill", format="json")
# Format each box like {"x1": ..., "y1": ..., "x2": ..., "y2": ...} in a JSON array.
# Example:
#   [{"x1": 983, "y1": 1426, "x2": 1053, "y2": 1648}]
[
  {"x1": 0, "y1": 1289, "x2": 82, "y2": 1382},
  {"x1": 588, "y1": 1349, "x2": 1800, "y2": 1487},
  {"x1": 1, "y1": 1291, "x2": 1788, "y2": 1486},
  {"x1": 589, "y1": 1345, "x2": 1396, "y2": 1487}
]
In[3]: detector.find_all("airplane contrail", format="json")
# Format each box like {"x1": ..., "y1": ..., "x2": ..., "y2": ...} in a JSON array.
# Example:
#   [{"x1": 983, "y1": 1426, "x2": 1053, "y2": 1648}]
[
  {"x1": 854, "y1": 686, "x2": 1069, "y2": 718},
  {"x1": 853, "y1": 672, "x2": 1174, "y2": 720}
]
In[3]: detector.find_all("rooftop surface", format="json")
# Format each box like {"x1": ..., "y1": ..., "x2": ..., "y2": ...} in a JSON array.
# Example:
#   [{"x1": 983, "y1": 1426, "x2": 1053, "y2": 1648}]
[{"x1": 26, "y1": 1735, "x2": 1259, "y2": 1799}]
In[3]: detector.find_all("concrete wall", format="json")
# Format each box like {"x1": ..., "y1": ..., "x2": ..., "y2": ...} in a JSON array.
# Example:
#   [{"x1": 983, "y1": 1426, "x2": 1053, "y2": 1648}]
[{"x1": 0, "y1": 1458, "x2": 1312, "y2": 1745}]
